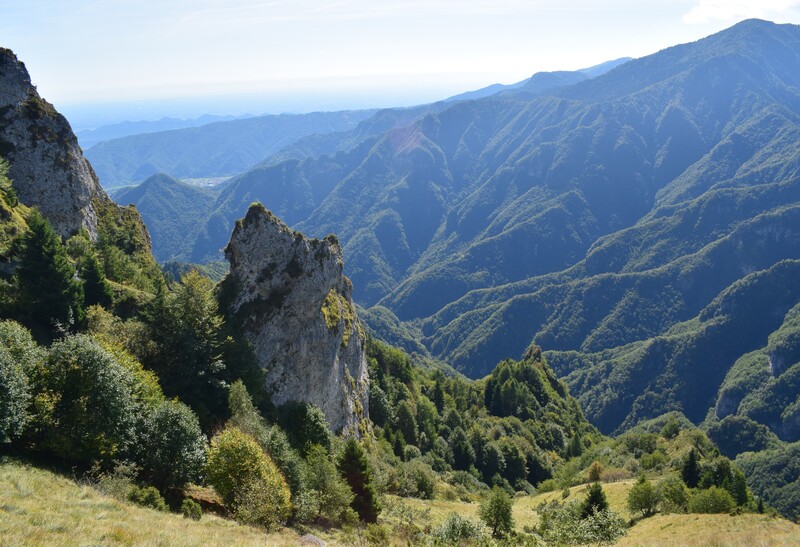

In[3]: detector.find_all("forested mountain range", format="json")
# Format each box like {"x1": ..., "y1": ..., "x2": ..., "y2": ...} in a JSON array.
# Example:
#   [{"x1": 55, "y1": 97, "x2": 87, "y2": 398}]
[
  {"x1": 84, "y1": 58, "x2": 630, "y2": 191},
  {"x1": 4, "y1": 20, "x2": 800, "y2": 530},
  {"x1": 95, "y1": 20, "x2": 800, "y2": 517}
]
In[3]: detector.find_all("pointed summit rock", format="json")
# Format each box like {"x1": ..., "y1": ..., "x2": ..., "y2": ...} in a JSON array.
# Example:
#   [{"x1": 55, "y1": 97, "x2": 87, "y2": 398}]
[{"x1": 222, "y1": 203, "x2": 369, "y2": 432}]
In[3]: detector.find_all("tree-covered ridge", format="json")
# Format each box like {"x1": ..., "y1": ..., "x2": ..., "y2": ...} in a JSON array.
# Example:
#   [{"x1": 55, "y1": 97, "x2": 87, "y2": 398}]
[
  {"x1": 367, "y1": 337, "x2": 592, "y2": 492},
  {"x1": 128, "y1": 20, "x2": 800, "y2": 387}
]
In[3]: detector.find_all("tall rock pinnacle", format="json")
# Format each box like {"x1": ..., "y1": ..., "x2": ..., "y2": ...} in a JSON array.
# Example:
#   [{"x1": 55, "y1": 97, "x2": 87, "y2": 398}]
[{"x1": 222, "y1": 203, "x2": 369, "y2": 432}]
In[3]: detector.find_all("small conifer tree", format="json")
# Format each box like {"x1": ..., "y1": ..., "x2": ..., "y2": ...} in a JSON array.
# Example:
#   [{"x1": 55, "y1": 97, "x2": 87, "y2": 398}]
[
  {"x1": 682, "y1": 448, "x2": 700, "y2": 488},
  {"x1": 81, "y1": 251, "x2": 113, "y2": 308},
  {"x1": 15, "y1": 210, "x2": 84, "y2": 333},
  {"x1": 581, "y1": 482, "x2": 609, "y2": 519},
  {"x1": 338, "y1": 437, "x2": 380, "y2": 523}
]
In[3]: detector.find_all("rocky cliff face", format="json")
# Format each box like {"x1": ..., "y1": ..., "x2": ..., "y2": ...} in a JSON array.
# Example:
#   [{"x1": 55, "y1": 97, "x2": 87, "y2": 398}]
[
  {"x1": 0, "y1": 47, "x2": 146, "y2": 245},
  {"x1": 223, "y1": 203, "x2": 369, "y2": 432}
]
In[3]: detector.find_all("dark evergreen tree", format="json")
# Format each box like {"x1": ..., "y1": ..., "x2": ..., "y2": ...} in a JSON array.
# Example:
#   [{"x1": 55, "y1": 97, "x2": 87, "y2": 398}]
[
  {"x1": 368, "y1": 384, "x2": 391, "y2": 427},
  {"x1": 682, "y1": 448, "x2": 700, "y2": 488},
  {"x1": 451, "y1": 426, "x2": 475, "y2": 470},
  {"x1": 81, "y1": 251, "x2": 113, "y2": 308},
  {"x1": 279, "y1": 401, "x2": 331, "y2": 455},
  {"x1": 142, "y1": 270, "x2": 226, "y2": 429},
  {"x1": 481, "y1": 441, "x2": 506, "y2": 483},
  {"x1": 432, "y1": 379, "x2": 445, "y2": 413},
  {"x1": 567, "y1": 432, "x2": 585, "y2": 458},
  {"x1": 395, "y1": 399, "x2": 418, "y2": 446},
  {"x1": 15, "y1": 210, "x2": 84, "y2": 334},
  {"x1": 581, "y1": 482, "x2": 610, "y2": 519},
  {"x1": 338, "y1": 437, "x2": 380, "y2": 523}
]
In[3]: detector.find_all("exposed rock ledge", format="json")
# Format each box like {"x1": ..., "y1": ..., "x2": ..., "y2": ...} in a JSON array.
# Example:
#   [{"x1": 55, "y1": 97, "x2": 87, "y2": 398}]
[{"x1": 222, "y1": 203, "x2": 369, "y2": 432}]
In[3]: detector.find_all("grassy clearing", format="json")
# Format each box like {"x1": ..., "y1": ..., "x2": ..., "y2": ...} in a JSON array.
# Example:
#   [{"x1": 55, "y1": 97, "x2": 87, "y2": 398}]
[
  {"x1": 617, "y1": 513, "x2": 800, "y2": 546},
  {"x1": 3, "y1": 459, "x2": 799, "y2": 546},
  {"x1": 521, "y1": 479, "x2": 639, "y2": 520},
  {"x1": 384, "y1": 480, "x2": 639, "y2": 533},
  {"x1": 0, "y1": 458, "x2": 303, "y2": 546}
]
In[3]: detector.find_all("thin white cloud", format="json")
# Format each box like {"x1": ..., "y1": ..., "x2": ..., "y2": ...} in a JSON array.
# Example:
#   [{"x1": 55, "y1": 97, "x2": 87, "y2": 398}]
[{"x1": 683, "y1": 0, "x2": 800, "y2": 24}]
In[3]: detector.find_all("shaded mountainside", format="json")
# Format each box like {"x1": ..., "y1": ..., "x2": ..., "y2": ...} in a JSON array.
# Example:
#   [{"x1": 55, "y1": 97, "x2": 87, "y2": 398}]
[
  {"x1": 85, "y1": 109, "x2": 377, "y2": 187},
  {"x1": 112, "y1": 174, "x2": 217, "y2": 262},
  {"x1": 180, "y1": 19, "x2": 800, "y2": 373},
  {"x1": 166, "y1": 20, "x2": 800, "y2": 470},
  {"x1": 82, "y1": 21, "x2": 800, "y2": 513}
]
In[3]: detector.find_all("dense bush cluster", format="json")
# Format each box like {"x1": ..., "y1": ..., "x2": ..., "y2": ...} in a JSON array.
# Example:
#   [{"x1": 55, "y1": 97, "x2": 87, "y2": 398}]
[{"x1": 367, "y1": 338, "x2": 592, "y2": 498}]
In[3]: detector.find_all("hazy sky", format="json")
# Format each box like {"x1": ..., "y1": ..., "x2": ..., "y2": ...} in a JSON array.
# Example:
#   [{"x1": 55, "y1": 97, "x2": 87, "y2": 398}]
[{"x1": 3, "y1": 0, "x2": 800, "y2": 125}]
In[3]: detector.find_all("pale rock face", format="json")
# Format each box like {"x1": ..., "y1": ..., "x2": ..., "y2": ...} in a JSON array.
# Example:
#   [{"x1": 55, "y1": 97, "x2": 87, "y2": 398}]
[
  {"x1": 0, "y1": 48, "x2": 109, "y2": 239},
  {"x1": 224, "y1": 204, "x2": 369, "y2": 432}
]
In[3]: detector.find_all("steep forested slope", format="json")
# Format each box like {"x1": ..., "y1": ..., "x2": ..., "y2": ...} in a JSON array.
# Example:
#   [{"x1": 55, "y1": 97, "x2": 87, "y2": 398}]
[{"x1": 105, "y1": 21, "x2": 800, "y2": 452}]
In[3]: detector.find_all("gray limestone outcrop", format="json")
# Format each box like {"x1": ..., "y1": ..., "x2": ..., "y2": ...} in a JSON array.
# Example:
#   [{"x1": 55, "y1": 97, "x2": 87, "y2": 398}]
[
  {"x1": 0, "y1": 47, "x2": 140, "y2": 242},
  {"x1": 222, "y1": 203, "x2": 369, "y2": 432}
]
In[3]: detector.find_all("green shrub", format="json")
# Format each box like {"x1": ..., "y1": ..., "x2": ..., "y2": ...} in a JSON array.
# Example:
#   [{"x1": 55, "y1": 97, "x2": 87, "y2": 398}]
[
  {"x1": 304, "y1": 444, "x2": 354, "y2": 524},
  {"x1": 136, "y1": 399, "x2": 206, "y2": 489},
  {"x1": 433, "y1": 512, "x2": 489, "y2": 544},
  {"x1": 656, "y1": 475, "x2": 688, "y2": 513},
  {"x1": 92, "y1": 461, "x2": 137, "y2": 501},
  {"x1": 627, "y1": 476, "x2": 660, "y2": 518},
  {"x1": 0, "y1": 320, "x2": 42, "y2": 373},
  {"x1": 402, "y1": 444, "x2": 421, "y2": 462},
  {"x1": 204, "y1": 427, "x2": 291, "y2": 527},
  {"x1": 233, "y1": 476, "x2": 291, "y2": 530},
  {"x1": 0, "y1": 347, "x2": 29, "y2": 443},
  {"x1": 128, "y1": 485, "x2": 167, "y2": 511},
  {"x1": 479, "y1": 486, "x2": 514, "y2": 538},
  {"x1": 31, "y1": 335, "x2": 136, "y2": 463},
  {"x1": 205, "y1": 427, "x2": 290, "y2": 520},
  {"x1": 397, "y1": 459, "x2": 436, "y2": 499},
  {"x1": 688, "y1": 486, "x2": 736, "y2": 514},
  {"x1": 364, "y1": 523, "x2": 391, "y2": 545},
  {"x1": 538, "y1": 499, "x2": 627, "y2": 545},
  {"x1": 228, "y1": 382, "x2": 305, "y2": 498},
  {"x1": 588, "y1": 461, "x2": 604, "y2": 482},
  {"x1": 180, "y1": 498, "x2": 202, "y2": 520}
]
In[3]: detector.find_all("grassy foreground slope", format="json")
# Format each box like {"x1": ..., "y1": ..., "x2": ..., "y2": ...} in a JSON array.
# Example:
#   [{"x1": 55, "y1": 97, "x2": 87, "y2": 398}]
[
  {"x1": 5, "y1": 457, "x2": 798, "y2": 546},
  {"x1": 0, "y1": 459, "x2": 304, "y2": 546}
]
